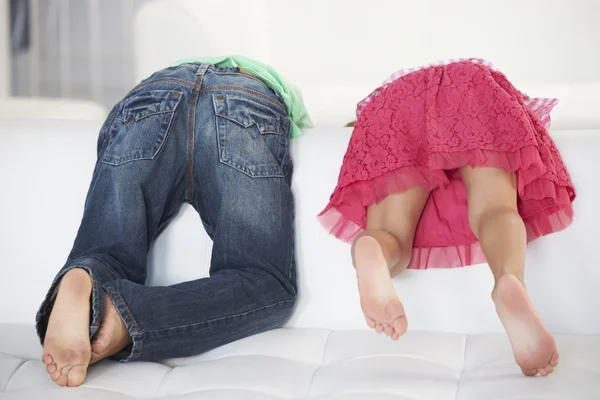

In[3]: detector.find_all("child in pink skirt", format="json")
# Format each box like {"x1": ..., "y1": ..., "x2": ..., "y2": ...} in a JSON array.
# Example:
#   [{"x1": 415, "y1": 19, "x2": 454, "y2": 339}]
[{"x1": 319, "y1": 59, "x2": 575, "y2": 377}]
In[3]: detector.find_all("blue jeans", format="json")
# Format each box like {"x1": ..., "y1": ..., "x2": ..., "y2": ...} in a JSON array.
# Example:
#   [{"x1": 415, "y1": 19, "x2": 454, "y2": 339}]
[{"x1": 35, "y1": 64, "x2": 297, "y2": 362}]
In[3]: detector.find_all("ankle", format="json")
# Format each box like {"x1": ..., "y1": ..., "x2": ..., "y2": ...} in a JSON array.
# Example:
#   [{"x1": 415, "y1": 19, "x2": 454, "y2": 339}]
[{"x1": 491, "y1": 273, "x2": 525, "y2": 301}]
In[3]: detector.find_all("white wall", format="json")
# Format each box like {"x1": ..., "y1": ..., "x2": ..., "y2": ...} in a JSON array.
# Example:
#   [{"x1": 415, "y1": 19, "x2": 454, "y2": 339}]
[
  {"x1": 136, "y1": 0, "x2": 600, "y2": 127},
  {"x1": 7, "y1": 0, "x2": 600, "y2": 124}
]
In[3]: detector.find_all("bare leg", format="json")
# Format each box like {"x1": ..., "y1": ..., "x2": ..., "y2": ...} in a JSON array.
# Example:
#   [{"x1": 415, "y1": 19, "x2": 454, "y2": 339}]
[
  {"x1": 42, "y1": 268, "x2": 92, "y2": 387},
  {"x1": 460, "y1": 166, "x2": 559, "y2": 376},
  {"x1": 352, "y1": 185, "x2": 429, "y2": 340}
]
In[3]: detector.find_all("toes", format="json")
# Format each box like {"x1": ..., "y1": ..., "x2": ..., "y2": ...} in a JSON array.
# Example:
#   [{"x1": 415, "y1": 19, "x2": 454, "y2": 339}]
[
  {"x1": 375, "y1": 323, "x2": 384, "y2": 334},
  {"x1": 550, "y1": 351, "x2": 559, "y2": 367},
  {"x1": 538, "y1": 364, "x2": 554, "y2": 377},
  {"x1": 48, "y1": 363, "x2": 88, "y2": 387},
  {"x1": 42, "y1": 354, "x2": 53, "y2": 366},
  {"x1": 391, "y1": 333, "x2": 400, "y2": 341},
  {"x1": 521, "y1": 367, "x2": 538, "y2": 376},
  {"x1": 55, "y1": 369, "x2": 68, "y2": 387},
  {"x1": 384, "y1": 326, "x2": 394, "y2": 337},
  {"x1": 365, "y1": 317, "x2": 376, "y2": 329},
  {"x1": 66, "y1": 365, "x2": 87, "y2": 387},
  {"x1": 540, "y1": 364, "x2": 554, "y2": 376},
  {"x1": 50, "y1": 369, "x2": 62, "y2": 382},
  {"x1": 46, "y1": 363, "x2": 57, "y2": 374},
  {"x1": 393, "y1": 317, "x2": 407, "y2": 337}
]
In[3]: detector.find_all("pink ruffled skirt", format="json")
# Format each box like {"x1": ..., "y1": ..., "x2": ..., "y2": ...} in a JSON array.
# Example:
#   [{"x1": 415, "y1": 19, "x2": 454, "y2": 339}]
[{"x1": 318, "y1": 60, "x2": 576, "y2": 269}]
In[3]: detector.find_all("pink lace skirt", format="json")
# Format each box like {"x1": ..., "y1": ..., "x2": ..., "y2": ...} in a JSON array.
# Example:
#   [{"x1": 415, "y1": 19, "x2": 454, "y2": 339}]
[{"x1": 318, "y1": 60, "x2": 576, "y2": 269}]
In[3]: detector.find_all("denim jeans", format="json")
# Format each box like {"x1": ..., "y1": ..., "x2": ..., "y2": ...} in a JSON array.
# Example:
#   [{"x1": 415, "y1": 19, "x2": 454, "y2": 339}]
[{"x1": 35, "y1": 63, "x2": 297, "y2": 362}]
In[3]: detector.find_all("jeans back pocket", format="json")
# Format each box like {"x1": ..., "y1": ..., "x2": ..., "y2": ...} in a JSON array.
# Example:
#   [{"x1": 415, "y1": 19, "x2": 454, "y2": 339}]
[
  {"x1": 102, "y1": 90, "x2": 183, "y2": 166},
  {"x1": 214, "y1": 93, "x2": 290, "y2": 178}
]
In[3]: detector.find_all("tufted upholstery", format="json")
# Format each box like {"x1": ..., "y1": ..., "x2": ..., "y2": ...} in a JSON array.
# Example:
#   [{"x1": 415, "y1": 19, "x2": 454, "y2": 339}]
[
  {"x1": 1, "y1": 119, "x2": 600, "y2": 399},
  {"x1": 2, "y1": 323, "x2": 600, "y2": 399}
]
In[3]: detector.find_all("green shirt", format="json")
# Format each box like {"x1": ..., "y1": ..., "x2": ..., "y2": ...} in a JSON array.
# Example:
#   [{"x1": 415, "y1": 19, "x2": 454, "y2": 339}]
[{"x1": 172, "y1": 55, "x2": 312, "y2": 138}]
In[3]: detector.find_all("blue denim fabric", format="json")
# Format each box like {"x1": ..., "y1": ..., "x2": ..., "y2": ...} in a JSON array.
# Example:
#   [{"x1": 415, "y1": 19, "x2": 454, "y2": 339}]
[{"x1": 35, "y1": 64, "x2": 297, "y2": 362}]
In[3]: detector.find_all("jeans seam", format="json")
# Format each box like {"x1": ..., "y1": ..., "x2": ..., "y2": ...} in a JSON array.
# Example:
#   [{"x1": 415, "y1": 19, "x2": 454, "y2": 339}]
[
  {"x1": 200, "y1": 85, "x2": 286, "y2": 110},
  {"x1": 141, "y1": 297, "x2": 295, "y2": 336},
  {"x1": 101, "y1": 104, "x2": 180, "y2": 167},
  {"x1": 115, "y1": 290, "x2": 141, "y2": 334},
  {"x1": 217, "y1": 158, "x2": 286, "y2": 179},
  {"x1": 289, "y1": 191, "x2": 295, "y2": 282},
  {"x1": 129, "y1": 78, "x2": 196, "y2": 94},
  {"x1": 98, "y1": 102, "x2": 122, "y2": 146},
  {"x1": 213, "y1": 69, "x2": 269, "y2": 89},
  {"x1": 214, "y1": 68, "x2": 283, "y2": 102},
  {"x1": 185, "y1": 66, "x2": 207, "y2": 202},
  {"x1": 103, "y1": 284, "x2": 144, "y2": 361}
]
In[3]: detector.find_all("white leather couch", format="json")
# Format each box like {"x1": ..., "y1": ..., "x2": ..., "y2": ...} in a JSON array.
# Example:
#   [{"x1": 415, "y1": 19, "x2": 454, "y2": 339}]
[
  {"x1": 2, "y1": 1, "x2": 600, "y2": 399},
  {"x1": 0, "y1": 98, "x2": 107, "y2": 121},
  {"x1": 2, "y1": 121, "x2": 600, "y2": 400}
]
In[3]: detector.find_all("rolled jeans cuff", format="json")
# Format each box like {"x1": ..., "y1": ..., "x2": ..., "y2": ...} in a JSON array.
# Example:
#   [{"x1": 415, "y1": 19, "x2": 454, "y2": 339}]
[{"x1": 35, "y1": 256, "x2": 124, "y2": 355}]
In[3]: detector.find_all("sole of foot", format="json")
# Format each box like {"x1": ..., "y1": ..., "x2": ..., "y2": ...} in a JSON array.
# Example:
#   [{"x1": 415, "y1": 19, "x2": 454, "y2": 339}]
[
  {"x1": 353, "y1": 235, "x2": 407, "y2": 340},
  {"x1": 42, "y1": 268, "x2": 92, "y2": 387},
  {"x1": 494, "y1": 274, "x2": 559, "y2": 376}
]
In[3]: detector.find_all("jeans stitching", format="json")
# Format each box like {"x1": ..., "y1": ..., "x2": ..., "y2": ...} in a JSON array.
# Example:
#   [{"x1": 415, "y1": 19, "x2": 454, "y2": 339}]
[
  {"x1": 213, "y1": 69, "x2": 274, "y2": 93},
  {"x1": 104, "y1": 285, "x2": 143, "y2": 361},
  {"x1": 185, "y1": 65, "x2": 207, "y2": 202},
  {"x1": 201, "y1": 85, "x2": 286, "y2": 110},
  {"x1": 214, "y1": 112, "x2": 285, "y2": 137},
  {"x1": 129, "y1": 78, "x2": 196, "y2": 93},
  {"x1": 141, "y1": 297, "x2": 295, "y2": 336},
  {"x1": 101, "y1": 104, "x2": 180, "y2": 167},
  {"x1": 115, "y1": 290, "x2": 141, "y2": 334}
]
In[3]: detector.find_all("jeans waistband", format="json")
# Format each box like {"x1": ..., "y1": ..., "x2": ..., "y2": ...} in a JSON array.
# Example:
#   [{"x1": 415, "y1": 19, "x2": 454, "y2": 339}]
[{"x1": 176, "y1": 63, "x2": 258, "y2": 80}]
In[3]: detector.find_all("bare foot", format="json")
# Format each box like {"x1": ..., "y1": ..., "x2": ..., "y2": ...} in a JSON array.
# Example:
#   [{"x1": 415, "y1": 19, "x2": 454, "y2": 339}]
[
  {"x1": 42, "y1": 268, "x2": 92, "y2": 387},
  {"x1": 493, "y1": 274, "x2": 559, "y2": 376},
  {"x1": 353, "y1": 235, "x2": 407, "y2": 340},
  {"x1": 90, "y1": 291, "x2": 132, "y2": 364}
]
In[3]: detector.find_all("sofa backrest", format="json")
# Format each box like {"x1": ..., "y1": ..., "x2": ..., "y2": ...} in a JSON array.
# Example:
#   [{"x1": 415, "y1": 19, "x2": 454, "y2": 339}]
[{"x1": 1, "y1": 120, "x2": 599, "y2": 335}]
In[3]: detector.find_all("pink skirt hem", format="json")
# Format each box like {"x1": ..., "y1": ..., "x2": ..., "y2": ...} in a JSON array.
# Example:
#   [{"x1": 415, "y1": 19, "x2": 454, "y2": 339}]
[{"x1": 318, "y1": 145, "x2": 574, "y2": 269}]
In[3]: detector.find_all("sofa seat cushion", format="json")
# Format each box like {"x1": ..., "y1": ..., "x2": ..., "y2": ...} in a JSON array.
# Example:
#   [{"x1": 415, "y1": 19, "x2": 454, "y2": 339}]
[{"x1": 1, "y1": 324, "x2": 599, "y2": 399}]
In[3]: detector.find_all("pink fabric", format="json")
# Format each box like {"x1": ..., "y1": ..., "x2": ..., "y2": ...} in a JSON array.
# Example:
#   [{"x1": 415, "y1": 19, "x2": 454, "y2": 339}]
[
  {"x1": 319, "y1": 60, "x2": 575, "y2": 269},
  {"x1": 356, "y1": 58, "x2": 558, "y2": 128}
]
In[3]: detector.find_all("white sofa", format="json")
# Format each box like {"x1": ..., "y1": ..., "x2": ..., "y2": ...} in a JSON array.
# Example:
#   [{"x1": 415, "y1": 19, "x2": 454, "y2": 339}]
[
  {"x1": 1, "y1": 121, "x2": 600, "y2": 400},
  {"x1": 2, "y1": 0, "x2": 600, "y2": 399},
  {"x1": 0, "y1": 98, "x2": 107, "y2": 121}
]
